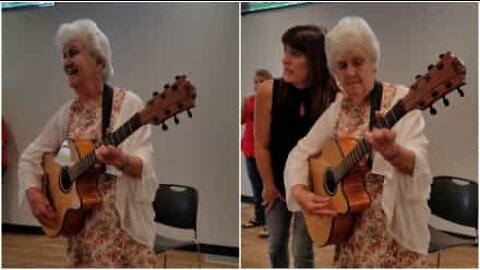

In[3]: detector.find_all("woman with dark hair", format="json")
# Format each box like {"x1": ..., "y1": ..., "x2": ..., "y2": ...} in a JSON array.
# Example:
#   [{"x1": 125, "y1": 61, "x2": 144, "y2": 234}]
[{"x1": 255, "y1": 25, "x2": 338, "y2": 267}]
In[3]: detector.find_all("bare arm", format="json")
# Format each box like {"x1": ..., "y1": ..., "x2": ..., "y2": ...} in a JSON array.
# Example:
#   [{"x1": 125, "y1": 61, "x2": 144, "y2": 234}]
[
  {"x1": 291, "y1": 184, "x2": 337, "y2": 216},
  {"x1": 96, "y1": 146, "x2": 143, "y2": 178},
  {"x1": 365, "y1": 112, "x2": 415, "y2": 175},
  {"x1": 254, "y1": 80, "x2": 284, "y2": 211},
  {"x1": 372, "y1": 135, "x2": 415, "y2": 175},
  {"x1": 241, "y1": 95, "x2": 247, "y2": 124}
]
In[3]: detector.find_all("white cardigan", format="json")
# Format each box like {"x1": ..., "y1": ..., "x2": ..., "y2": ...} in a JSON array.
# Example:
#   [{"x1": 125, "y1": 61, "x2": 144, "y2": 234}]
[
  {"x1": 284, "y1": 85, "x2": 432, "y2": 255},
  {"x1": 18, "y1": 90, "x2": 158, "y2": 248}
]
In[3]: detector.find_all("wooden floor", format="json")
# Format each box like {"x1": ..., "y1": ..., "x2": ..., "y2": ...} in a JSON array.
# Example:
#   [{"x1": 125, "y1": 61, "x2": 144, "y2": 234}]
[
  {"x1": 2, "y1": 232, "x2": 236, "y2": 268},
  {"x1": 241, "y1": 203, "x2": 478, "y2": 268}
]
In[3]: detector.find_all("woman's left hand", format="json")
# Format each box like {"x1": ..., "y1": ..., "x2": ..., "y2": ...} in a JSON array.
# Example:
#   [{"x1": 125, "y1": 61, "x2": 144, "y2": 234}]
[
  {"x1": 364, "y1": 112, "x2": 400, "y2": 161},
  {"x1": 95, "y1": 145, "x2": 128, "y2": 170}
]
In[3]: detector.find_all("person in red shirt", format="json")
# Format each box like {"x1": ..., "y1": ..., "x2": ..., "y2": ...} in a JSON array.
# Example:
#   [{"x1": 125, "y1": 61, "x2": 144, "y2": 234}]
[
  {"x1": 2, "y1": 118, "x2": 7, "y2": 174},
  {"x1": 241, "y1": 69, "x2": 272, "y2": 237}
]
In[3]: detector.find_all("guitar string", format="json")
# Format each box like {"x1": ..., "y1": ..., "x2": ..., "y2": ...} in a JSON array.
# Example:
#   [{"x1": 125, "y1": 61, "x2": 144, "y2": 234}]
[
  {"x1": 332, "y1": 101, "x2": 405, "y2": 184},
  {"x1": 67, "y1": 113, "x2": 141, "y2": 182}
]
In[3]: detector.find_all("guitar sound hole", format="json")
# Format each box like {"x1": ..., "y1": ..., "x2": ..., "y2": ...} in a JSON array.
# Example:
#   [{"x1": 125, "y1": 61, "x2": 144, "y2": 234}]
[
  {"x1": 59, "y1": 167, "x2": 72, "y2": 193},
  {"x1": 323, "y1": 168, "x2": 337, "y2": 195}
]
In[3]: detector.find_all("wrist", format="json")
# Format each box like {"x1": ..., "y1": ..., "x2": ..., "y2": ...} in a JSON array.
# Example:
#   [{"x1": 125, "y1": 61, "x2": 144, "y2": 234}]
[
  {"x1": 292, "y1": 184, "x2": 308, "y2": 199},
  {"x1": 25, "y1": 187, "x2": 42, "y2": 202},
  {"x1": 118, "y1": 155, "x2": 130, "y2": 171},
  {"x1": 385, "y1": 145, "x2": 401, "y2": 162}
]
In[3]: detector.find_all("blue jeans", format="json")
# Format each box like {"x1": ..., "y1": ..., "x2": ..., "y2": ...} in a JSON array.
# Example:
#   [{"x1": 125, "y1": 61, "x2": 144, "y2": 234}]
[
  {"x1": 245, "y1": 157, "x2": 265, "y2": 224},
  {"x1": 266, "y1": 200, "x2": 313, "y2": 268}
]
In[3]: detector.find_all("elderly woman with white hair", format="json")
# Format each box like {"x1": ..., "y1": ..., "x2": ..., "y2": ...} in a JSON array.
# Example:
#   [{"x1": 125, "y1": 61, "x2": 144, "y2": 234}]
[
  {"x1": 18, "y1": 19, "x2": 157, "y2": 267},
  {"x1": 284, "y1": 16, "x2": 431, "y2": 267}
]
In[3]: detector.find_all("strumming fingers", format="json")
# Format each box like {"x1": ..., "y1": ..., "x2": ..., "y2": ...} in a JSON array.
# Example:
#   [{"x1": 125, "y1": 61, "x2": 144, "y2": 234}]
[
  {"x1": 311, "y1": 194, "x2": 331, "y2": 203},
  {"x1": 311, "y1": 201, "x2": 333, "y2": 210},
  {"x1": 44, "y1": 203, "x2": 56, "y2": 217},
  {"x1": 315, "y1": 209, "x2": 337, "y2": 216}
]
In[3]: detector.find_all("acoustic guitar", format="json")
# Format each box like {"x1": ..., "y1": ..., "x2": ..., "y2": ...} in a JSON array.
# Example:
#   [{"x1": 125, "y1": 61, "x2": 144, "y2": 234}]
[
  {"x1": 41, "y1": 75, "x2": 196, "y2": 237},
  {"x1": 305, "y1": 52, "x2": 467, "y2": 246}
]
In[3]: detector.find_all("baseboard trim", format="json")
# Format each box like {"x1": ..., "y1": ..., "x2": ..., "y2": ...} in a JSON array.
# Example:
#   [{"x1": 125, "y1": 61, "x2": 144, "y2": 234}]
[
  {"x1": 2, "y1": 223, "x2": 239, "y2": 257},
  {"x1": 241, "y1": 195, "x2": 254, "y2": 203},
  {"x1": 177, "y1": 243, "x2": 239, "y2": 257}
]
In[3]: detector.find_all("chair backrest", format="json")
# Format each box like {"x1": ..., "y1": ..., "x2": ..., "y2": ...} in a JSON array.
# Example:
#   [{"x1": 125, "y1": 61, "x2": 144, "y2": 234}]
[
  {"x1": 428, "y1": 176, "x2": 478, "y2": 228},
  {"x1": 153, "y1": 184, "x2": 198, "y2": 230}
]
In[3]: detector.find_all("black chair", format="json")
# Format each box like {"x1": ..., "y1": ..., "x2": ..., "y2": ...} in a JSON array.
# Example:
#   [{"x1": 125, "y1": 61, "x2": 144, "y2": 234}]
[
  {"x1": 428, "y1": 175, "x2": 478, "y2": 267},
  {"x1": 152, "y1": 184, "x2": 200, "y2": 268}
]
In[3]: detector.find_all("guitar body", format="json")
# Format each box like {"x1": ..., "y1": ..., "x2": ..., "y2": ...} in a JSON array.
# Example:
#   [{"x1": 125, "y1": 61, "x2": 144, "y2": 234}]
[
  {"x1": 305, "y1": 138, "x2": 371, "y2": 246},
  {"x1": 41, "y1": 140, "x2": 102, "y2": 237}
]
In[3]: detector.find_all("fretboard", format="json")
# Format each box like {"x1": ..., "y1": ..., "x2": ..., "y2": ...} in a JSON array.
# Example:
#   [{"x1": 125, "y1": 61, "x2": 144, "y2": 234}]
[
  {"x1": 68, "y1": 113, "x2": 142, "y2": 180},
  {"x1": 332, "y1": 101, "x2": 407, "y2": 183}
]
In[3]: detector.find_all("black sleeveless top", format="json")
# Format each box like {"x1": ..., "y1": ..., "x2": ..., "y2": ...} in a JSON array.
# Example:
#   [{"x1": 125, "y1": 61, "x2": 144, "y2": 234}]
[{"x1": 269, "y1": 79, "x2": 317, "y2": 196}]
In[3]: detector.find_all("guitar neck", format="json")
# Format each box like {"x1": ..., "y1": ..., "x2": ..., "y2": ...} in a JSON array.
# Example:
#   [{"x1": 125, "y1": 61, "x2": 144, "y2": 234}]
[
  {"x1": 68, "y1": 113, "x2": 143, "y2": 179},
  {"x1": 333, "y1": 100, "x2": 408, "y2": 181}
]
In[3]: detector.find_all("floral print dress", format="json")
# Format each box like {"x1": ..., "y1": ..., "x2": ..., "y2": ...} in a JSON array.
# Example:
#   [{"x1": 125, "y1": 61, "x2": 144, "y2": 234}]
[
  {"x1": 65, "y1": 88, "x2": 157, "y2": 267},
  {"x1": 333, "y1": 83, "x2": 428, "y2": 268}
]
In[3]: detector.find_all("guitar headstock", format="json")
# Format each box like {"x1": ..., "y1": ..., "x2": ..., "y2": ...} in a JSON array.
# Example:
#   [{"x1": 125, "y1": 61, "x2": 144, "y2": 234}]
[
  {"x1": 139, "y1": 75, "x2": 197, "y2": 130},
  {"x1": 402, "y1": 52, "x2": 466, "y2": 114}
]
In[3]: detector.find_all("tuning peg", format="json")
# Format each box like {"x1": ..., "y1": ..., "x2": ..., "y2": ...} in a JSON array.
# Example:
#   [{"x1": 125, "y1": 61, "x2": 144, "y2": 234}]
[
  {"x1": 187, "y1": 109, "x2": 192, "y2": 118},
  {"x1": 181, "y1": 74, "x2": 186, "y2": 80},
  {"x1": 439, "y1": 53, "x2": 444, "y2": 59},
  {"x1": 442, "y1": 97, "x2": 450, "y2": 107},
  {"x1": 175, "y1": 75, "x2": 181, "y2": 81},
  {"x1": 435, "y1": 63, "x2": 444, "y2": 70},
  {"x1": 162, "y1": 122, "x2": 168, "y2": 131},
  {"x1": 415, "y1": 74, "x2": 422, "y2": 80},
  {"x1": 457, "y1": 88, "x2": 465, "y2": 97},
  {"x1": 174, "y1": 115, "x2": 179, "y2": 124},
  {"x1": 423, "y1": 74, "x2": 431, "y2": 82},
  {"x1": 429, "y1": 106, "x2": 437, "y2": 115},
  {"x1": 427, "y1": 64, "x2": 434, "y2": 71},
  {"x1": 152, "y1": 91, "x2": 159, "y2": 97},
  {"x1": 164, "y1": 84, "x2": 170, "y2": 89}
]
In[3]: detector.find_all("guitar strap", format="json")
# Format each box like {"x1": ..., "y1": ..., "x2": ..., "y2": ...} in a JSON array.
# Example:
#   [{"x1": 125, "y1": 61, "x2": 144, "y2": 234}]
[
  {"x1": 101, "y1": 84, "x2": 113, "y2": 172},
  {"x1": 102, "y1": 84, "x2": 114, "y2": 141},
  {"x1": 367, "y1": 81, "x2": 383, "y2": 169}
]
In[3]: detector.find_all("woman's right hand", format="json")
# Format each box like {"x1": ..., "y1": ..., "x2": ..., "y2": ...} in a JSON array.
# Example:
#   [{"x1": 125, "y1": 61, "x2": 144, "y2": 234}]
[
  {"x1": 291, "y1": 185, "x2": 337, "y2": 216},
  {"x1": 25, "y1": 187, "x2": 57, "y2": 228},
  {"x1": 262, "y1": 185, "x2": 285, "y2": 212}
]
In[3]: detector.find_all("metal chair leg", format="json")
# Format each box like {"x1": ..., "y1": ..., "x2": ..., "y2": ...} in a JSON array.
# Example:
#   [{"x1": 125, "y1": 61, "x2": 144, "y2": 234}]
[
  {"x1": 436, "y1": 251, "x2": 441, "y2": 268},
  {"x1": 196, "y1": 241, "x2": 201, "y2": 268},
  {"x1": 164, "y1": 251, "x2": 167, "y2": 268}
]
